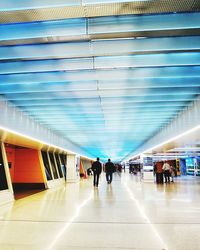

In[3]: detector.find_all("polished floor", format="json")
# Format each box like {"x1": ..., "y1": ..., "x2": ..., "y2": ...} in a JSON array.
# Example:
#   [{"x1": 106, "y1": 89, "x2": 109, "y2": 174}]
[
  {"x1": 14, "y1": 189, "x2": 44, "y2": 200},
  {"x1": 1, "y1": 173, "x2": 200, "y2": 250}
]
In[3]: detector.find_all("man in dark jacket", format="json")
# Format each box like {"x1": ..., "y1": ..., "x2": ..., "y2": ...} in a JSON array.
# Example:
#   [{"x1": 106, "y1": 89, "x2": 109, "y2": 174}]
[
  {"x1": 91, "y1": 157, "x2": 102, "y2": 187},
  {"x1": 105, "y1": 159, "x2": 115, "y2": 184}
]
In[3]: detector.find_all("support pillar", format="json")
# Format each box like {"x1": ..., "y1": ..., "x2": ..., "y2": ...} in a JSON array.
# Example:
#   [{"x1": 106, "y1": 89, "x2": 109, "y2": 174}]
[
  {"x1": 66, "y1": 154, "x2": 80, "y2": 183},
  {"x1": 0, "y1": 143, "x2": 14, "y2": 204},
  {"x1": 141, "y1": 154, "x2": 154, "y2": 182}
]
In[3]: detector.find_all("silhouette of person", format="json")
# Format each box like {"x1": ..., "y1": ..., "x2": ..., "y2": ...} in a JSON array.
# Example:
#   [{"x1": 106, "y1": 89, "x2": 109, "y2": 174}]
[
  {"x1": 91, "y1": 157, "x2": 102, "y2": 187},
  {"x1": 105, "y1": 159, "x2": 115, "y2": 184},
  {"x1": 162, "y1": 161, "x2": 170, "y2": 183}
]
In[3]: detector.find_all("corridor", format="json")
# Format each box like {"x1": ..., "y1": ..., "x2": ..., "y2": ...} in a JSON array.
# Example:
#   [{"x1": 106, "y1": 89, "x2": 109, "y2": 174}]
[{"x1": 0, "y1": 173, "x2": 200, "y2": 250}]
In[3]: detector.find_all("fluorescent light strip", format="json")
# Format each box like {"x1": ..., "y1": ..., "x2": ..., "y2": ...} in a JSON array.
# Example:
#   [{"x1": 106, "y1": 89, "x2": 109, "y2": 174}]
[
  {"x1": 126, "y1": 124, "x2": 200, "y2": 161},
  {"x1": 0, "y1": 125, "x2": 94, "y2": 161}
]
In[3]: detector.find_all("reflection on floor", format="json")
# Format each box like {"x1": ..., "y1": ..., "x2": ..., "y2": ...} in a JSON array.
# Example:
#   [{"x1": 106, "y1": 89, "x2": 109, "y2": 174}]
[
  {"x1": 14, "y1": 189, "x2": 44, "y2": 200},
  {"x1": 13, "y1": 183, "x2": 46, "y2": 200},
  {"x1": 0, "y1": 173, "x2": 200, "y2": 250}
]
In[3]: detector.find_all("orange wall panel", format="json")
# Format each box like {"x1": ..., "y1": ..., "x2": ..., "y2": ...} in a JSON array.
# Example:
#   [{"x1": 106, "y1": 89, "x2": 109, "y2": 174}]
[{"x1": 14, "y1": 149, "x2": 44, "y2": 183}]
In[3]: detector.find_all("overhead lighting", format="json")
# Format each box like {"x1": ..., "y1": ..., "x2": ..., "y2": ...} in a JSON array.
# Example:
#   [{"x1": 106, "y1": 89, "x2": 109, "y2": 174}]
[
  {"x1": 0, "y1": 125, "x2": 94, "y2": 161},
  {"x1": 167, "y1": 147, "x2": 200, "y2": 152},
  {"x1": 126, "y1": 124, "x2": 200, "y2": 161},
  {"x1": 135, "y1": 37, "x2": 147, "y2": 39}
]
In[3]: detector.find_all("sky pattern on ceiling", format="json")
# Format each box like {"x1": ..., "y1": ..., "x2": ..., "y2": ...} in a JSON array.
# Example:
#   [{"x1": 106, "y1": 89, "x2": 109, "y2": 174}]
[{"x1": 0, "y1": 1, "x2": 200, "y2": 161}]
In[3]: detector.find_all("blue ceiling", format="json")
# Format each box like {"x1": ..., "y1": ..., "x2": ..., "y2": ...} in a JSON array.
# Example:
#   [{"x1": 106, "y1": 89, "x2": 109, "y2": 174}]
[{"x1": 0, "y1": 1, "x2": 200, "y2": 161}]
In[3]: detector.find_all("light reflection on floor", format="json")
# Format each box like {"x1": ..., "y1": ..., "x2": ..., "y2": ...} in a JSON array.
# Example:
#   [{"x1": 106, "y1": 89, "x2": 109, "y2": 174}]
[{"x1": 0, "y1": 173, "x2": 200, "y2": 249}]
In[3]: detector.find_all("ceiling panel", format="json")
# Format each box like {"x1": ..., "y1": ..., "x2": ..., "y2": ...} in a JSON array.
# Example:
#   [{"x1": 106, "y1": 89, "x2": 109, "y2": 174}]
[
  {"x1": 1, "y1": 67, "x2": 200, "y2": 86},
  {"x1": 0, "y1": 13, "x2": 200, "y2": 43},
  {"x1": 1, "y1": 52, "x2": 200, "y2": 75},
  {"x1": 1, "y1": 36, "x2": 200, "y2": 61},
  {"x1": 0, "y1": 3, "x2": 200, "y2": 161},
  {"x1": 0, "y1": 0, "x2": 199, "y2": 24}
]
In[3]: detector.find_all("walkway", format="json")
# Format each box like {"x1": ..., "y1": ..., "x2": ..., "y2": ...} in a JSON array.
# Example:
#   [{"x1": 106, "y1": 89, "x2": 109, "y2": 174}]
[{"x1": 0, "y1": 173, "x2": 200, "y2": 250}]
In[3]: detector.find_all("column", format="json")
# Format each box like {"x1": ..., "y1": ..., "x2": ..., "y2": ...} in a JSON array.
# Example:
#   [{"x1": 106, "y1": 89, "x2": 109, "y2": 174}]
[
  {"x1": 66, "y1": 154, "x2": 80, "y2": 182},
  {"x1": 141, "y1": 154, "x2": 154, "y2": 182}
]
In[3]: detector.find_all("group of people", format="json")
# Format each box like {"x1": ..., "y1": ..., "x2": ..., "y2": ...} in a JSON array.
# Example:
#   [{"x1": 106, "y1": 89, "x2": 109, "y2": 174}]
[
  {"x1": 154, "y1": 160, "x2": 175, "y2": 184},
  {"x1": 90, "y1": 158, "x2": 176, "y2": 186},
  {"x1": 129, "y1": 164, "x2": 140, "y2": 174},
  {"x1": 91, "y1": 158, "x2": 116, "y2": 187}
]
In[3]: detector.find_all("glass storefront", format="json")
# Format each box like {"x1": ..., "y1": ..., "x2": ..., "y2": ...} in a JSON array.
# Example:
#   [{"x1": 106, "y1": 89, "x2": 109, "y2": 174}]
[
  {"x1": 49, "y1": 152, "x2": 59, "y2": 179},
  {"x1": 55, "y1": 153, "x2": 63, "y2": 178},
  {"x1": 41, "y1": 151, "x2": 53, "y2": 180},
  {"x1": 60, "y1": 154, "x2": 67, "y2": 179},
  {"x1": 0, "y1": 145, "x2": 8, "y2": 191}
]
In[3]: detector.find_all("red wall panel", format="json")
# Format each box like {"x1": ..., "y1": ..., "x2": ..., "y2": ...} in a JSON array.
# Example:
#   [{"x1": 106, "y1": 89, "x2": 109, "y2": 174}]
[{"x1": 14, "y1": 149, "x2": 44, "y2": 183}]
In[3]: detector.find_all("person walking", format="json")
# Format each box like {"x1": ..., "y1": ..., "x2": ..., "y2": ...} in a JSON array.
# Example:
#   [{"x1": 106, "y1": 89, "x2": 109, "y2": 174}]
[
  {"x1": 162, "y1": 161, "x2": 171, "y2": 183},
  {"x1": 105, "y1": 159, "x2": 115, "y2": 184},
  {"x1": 91, "y1": 157, "x2": 102, "y2": 187},
  {"x1": 154, "y1": 161, "x2": 164, "y2": 184},
  {"x1": 170, "y1": 165, "x2": 175, "y2": 182}
]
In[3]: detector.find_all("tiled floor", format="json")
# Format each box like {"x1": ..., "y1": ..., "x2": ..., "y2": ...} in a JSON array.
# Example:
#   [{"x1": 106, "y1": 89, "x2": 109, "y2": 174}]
[{"x1": 1, "y1": 173, "x2": 200, "y2": 250}]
